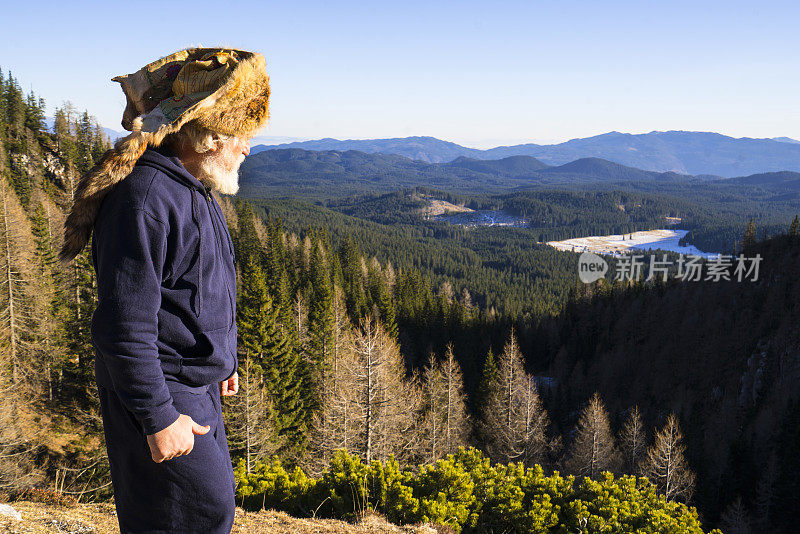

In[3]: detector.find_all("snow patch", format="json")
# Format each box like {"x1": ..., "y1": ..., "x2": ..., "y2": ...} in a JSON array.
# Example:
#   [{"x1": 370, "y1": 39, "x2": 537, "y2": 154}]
[{"x1": 547, "y1": 229, "x2": 720, "y2": 259}]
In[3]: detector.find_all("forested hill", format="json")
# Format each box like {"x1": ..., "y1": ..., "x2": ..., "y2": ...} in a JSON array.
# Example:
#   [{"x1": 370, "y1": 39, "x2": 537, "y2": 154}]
[
  {"x1": 240, "y1": 146, "x2": 800, "y2": 201},
  {"x1": 526, "y1": 233, "x2": 800, "y2": 530},
  {"x1": 240, "y1": 147, "x2": 708, "y2": 198},
  {"x1": 254, "y1": 130, "x2": 800, "y2": 177},
  {"x1": 240, "y1": 147, "x2": 800, "y2": 263}
]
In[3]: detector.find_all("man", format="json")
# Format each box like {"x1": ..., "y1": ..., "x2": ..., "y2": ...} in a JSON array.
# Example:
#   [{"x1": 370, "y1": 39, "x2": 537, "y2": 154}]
[{"x1": 58, "y1": 48, "x2": 270, "y2": 533}]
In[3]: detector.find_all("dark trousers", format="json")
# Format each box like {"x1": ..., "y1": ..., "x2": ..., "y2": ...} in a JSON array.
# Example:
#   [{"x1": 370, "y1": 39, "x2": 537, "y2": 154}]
[{"x1": 97, "y1": 382, "x2": 236, "y2": 533}]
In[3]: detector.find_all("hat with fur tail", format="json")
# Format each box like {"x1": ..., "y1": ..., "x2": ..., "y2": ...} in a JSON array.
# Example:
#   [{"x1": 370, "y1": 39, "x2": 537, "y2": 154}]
[{"x1": 58, "y1": 47, "x2": 270, "y2": 265}]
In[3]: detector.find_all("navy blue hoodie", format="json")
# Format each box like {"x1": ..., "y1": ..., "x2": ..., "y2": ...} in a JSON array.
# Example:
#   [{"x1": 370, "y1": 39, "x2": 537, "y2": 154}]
[{"x1": 90, "y1": 146, "x2": 238, "y2": 436}]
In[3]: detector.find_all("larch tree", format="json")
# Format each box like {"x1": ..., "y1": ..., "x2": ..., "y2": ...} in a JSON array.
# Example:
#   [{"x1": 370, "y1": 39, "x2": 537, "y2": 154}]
[
  {"x1": 642, "y1": 413, "x2": 696, "y2": 502},
  {"x1": 0, "y1": 181, "x2": 47, "y2": 491},
  {"x1": 619, "y1": 405, "x2": 647, "y2": 475},
  {"x1": 477, "y1": 329, "x2": 550, "y2": 467},
  {"x1": 222, "y1": 346, "x2": 282, "y2": 473},
  {"x1": 0, "y1": 364, "x2": 44, "y2": 491},
  {"x1": 565, "y1": 392, "x2": 622, "y2": 479},
  {"x1": 305, "y1": 284, "x2": 356, "y2": 475},
  {"x1": 342, "y1": 316, "x2": 421, "y2": 466},
  {"x1": 418, "y1": 343, "x2": 471, "y2": 464},
  {"x1": 0, "y1": 180, "x2": 41, "y2": 385}
]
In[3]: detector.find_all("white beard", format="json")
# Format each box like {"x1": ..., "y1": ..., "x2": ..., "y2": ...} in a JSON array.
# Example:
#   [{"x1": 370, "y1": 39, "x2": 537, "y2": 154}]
[{"x1": 196, "y1": 150, "x2": 245, "y2": 195}]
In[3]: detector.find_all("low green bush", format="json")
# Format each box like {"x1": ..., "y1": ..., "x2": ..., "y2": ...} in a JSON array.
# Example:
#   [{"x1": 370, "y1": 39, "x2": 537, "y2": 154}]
[{"x1": 234, "y1": 447, "x2": 720, "y2": 533}]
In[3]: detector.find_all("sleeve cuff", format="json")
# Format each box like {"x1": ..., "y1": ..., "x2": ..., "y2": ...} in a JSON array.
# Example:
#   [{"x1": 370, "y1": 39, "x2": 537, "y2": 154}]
[
  {"x1": 223, "y1": 354, "x2": 239, "y2": 381},
  {"x1": 140, "y1": 403, "x2": 181, "y2": 436}
]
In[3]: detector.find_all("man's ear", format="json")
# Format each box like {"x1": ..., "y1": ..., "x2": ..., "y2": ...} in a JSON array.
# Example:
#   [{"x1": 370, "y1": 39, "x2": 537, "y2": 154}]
[{"x1": 207, "y1": 136, "x2": 223, "y2": 153}]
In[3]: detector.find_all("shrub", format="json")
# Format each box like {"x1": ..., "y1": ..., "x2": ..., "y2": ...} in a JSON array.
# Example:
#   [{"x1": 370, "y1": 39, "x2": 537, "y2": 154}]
[{"x1": 234, "y1": 447, "x2": 717, "y2": 533}]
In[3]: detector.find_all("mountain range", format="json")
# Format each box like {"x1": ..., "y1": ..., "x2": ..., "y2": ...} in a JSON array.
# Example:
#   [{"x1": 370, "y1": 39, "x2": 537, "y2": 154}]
[
  {"x1": 239, "y1": 147, "x2": 800, "y2": 199},
  {"x1": 253, "y1": 131, "x2": 800, "y2": 178}
]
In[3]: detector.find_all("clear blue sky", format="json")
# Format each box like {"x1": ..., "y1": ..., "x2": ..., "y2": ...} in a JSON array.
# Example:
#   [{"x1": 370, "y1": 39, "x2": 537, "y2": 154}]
[{"x1": 3, "y1": 0, "x2": 798, "y2": 148}]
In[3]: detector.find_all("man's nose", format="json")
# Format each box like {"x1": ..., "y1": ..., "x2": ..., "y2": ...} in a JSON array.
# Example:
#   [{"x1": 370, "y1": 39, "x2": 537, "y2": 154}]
[{"x1": 242, "y1": 138, "x2": 251, "y2": 156}]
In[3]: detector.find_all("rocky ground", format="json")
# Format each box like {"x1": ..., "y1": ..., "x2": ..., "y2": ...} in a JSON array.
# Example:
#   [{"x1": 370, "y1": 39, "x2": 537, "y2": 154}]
[{"x1": 0, "y1": 501, "x2": 444, "y2": 534}]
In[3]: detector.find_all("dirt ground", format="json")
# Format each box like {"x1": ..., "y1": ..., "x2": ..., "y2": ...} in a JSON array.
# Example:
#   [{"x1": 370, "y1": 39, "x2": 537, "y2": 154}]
[{"x1": 0, "y1": 501, "x2": 442, "y2": 534}]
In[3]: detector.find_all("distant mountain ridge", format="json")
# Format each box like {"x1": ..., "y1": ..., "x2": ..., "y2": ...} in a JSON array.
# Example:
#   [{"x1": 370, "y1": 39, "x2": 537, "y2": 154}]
[
  {"x1": 239, "y1": 147, "x2": 800, "y2": 199},
  {"x1": 253, "y1": 131, "x2": 800, "y2": 178},
  {"x1": 251, "y1": 135, "x2": 482, "y2": 163},
  {"x1": 773, "y1": 136, "x2": 800, "y2": 144}
]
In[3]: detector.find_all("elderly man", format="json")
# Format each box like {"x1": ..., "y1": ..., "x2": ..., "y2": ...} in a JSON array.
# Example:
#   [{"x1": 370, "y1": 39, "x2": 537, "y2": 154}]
[{"x1": 58, "y1": 48, "x2": 270, "y2": 533}]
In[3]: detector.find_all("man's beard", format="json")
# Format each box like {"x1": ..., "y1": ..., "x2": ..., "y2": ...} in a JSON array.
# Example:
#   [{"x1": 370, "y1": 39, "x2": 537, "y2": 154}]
[{"x1": 195, "y1": 150, "x2": 245, "y2": 195}]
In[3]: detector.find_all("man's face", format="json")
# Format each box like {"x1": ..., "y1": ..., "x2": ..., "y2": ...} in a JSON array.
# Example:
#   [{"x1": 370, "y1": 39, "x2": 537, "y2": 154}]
[{"x1": 196, "y1": 135, "x2": 251, "y2": 195}]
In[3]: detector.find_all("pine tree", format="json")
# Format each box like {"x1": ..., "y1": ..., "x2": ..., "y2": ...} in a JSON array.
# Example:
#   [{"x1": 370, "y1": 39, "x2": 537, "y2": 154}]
[
  {"x1": 476, "y1": 348, "x2": 498, "y2": 413},
  {"x1": 233, "y1": 200, "x2": 263, "y2": 269},
  {"x1": 92, "y1": 124, "x2": 106, "y2": 162},
  {"x1": 3, "y1": 72, "x2": 25, "y2": 137},
  {"x1": 62, "y1": 244, "x2": 96, "y2": 386},
  {"x1": 30, "y1": 203, "x2": 58, "y2": 277},
  {"x1": 24, "y1": 90, "x2": 45, "y2": 134},
  {"x1": 52, "y1": 107, "x2": 72, "y2": 156},
  {"x1": 28, "y1": 202, "x2": 67, "y2": 401},
  {"x1": 307, "y1": 239, "x2": 335, "y2": 413},
  {"x1": 788, "y1": 214, "x2": 799, "y2": 237},
  {"x1": 369, "y1": 259, "x2": 398, "y2": 339},
  {"x1": 74, "y1": 110, "x2": 93, "y2": 174},
  {"x1": 741, "y1": 218, "x2": 757, "y2": 252},
  {"x1": 238, "y1": 256, "x2": 305, "y2": 459},
  {"x1": 338, "y1": 235, "x2": 368, "y2": 320},
  {"x1": 565, "y1": 392, "x2": 622, "y2": 479}
]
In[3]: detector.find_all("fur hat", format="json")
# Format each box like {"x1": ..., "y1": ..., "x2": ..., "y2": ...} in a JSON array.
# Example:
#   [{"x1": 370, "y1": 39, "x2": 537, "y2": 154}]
[{"x1": 58, "y1": 47, "x2": 270, "y2": 264}]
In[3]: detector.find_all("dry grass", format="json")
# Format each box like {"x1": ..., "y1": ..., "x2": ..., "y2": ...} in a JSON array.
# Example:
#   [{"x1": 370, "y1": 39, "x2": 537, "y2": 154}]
[
  {"x1": 422, "y1": 199, "x2": 472, "y2": 217},
  {"x1": 0, "y1": 501, "x2": 442, "y2": 534}
]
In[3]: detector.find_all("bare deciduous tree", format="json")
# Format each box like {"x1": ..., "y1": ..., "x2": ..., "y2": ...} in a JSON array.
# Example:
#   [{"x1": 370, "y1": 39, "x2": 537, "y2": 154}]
[
  {"x1": 306, "y1": 286, "x2": 356, "y2": 474},
  {"x1": 565, "y1": 392, "x2": 622, "y2": 479},
  {"x1": 223, "y1": 349, "x2": 282, "y2": 473},
  {"x1": 719, "y1": 496, "x2": 753, "y2": 534},
  {"x1": 344, "y1": 316, "x2": 421, "y2": 466},
  {"x1": 0, "y1": 182, "x2": 46, "y2": 488},
  {"x1": 619, "y1": 405, "x2": 646, "y2": 475},
  {"x1": 478, "y1": 330, "x2": 550, "y2": 467},
  {"x1": 309, "y1": 316, "x2": 420, "y2": 469},
  {"x1": 642, "y1": 413, "x2": 695, "y2": 502},
  {"x1": 419, "y1": 343, "x2": 470, "y2": 464}
]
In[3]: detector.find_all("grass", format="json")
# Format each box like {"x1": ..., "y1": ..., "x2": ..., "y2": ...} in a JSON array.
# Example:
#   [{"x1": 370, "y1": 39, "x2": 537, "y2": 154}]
[{"x1": 0, "y1": 501, "x2": 444, "y2": 534}]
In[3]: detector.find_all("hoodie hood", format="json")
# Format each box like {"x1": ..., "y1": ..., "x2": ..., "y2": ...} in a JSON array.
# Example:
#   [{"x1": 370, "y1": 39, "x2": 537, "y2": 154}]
[
  {"x1": 136, "y1": 146, "x2": 209, "y2": 194},
  {"x1": 58, "y1": 140, "x2": 211, "y2": 267}
]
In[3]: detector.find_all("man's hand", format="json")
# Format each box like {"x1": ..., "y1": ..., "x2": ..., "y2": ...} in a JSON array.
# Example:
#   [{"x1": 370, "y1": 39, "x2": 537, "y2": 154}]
[
  {"x1": 219, "y1": 371, "x2": 239, "y2": 397},
  {"x1": 146, "y1": 414, "x2": 209, "y2": 463}
]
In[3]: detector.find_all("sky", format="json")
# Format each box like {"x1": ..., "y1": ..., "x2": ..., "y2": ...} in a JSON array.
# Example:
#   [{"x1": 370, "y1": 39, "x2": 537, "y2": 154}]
[{"x1": 2, "y1": 0, "x2": 798, "y2": 149}]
